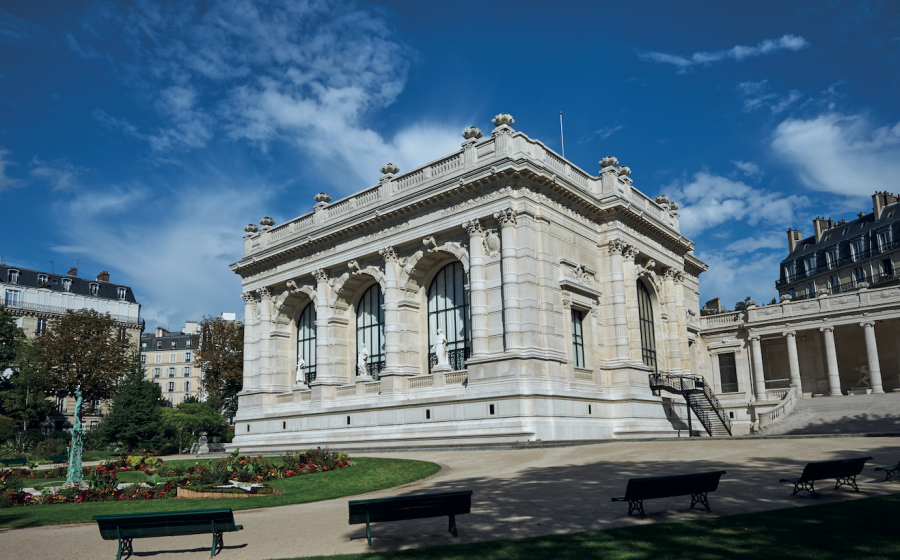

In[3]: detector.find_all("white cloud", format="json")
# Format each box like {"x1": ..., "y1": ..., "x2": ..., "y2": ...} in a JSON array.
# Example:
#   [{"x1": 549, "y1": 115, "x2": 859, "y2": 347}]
[
  {"x1": 697, "y1": 251, "x2": 783, "y2": 309},
  {"x1": 772, "y1": 113, "x2": 900, "y2": 197},
  {"x1": 0, "y1": 9, "x2": 45, "y2": 45},
  {"x1": 582, "y1": 125, "x2": 624, "y2": 142},
  {"x1": 78, "y1": 0, "x2": 461, "y2": 189},
  {"x1": 732, "y1": 160, "x2": 761, "y2": 177},
  {"x1": 665, "y1": 172, "x2": 808, "y2": 237},
  {"x1": 736, "y1": 80, "x2": 803, "y2": 113},
  {"x1": 721, "y1": 231, "x2": 785, "y2": 254},
  {"x1": 29, "y1": 157, "x2": 84, "y2": 190},
  {"x1": 638, "y1": 35, "x2": 810, "y2": 73},
  {"x1": 0, "y1": 148, "x2": 24, "y2": 193}
]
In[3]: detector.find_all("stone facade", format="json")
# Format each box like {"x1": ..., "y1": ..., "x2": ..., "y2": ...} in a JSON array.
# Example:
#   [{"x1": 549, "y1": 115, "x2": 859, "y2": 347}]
[
  {"x1": 141, "y1": 324, "x2": 201, "y2": 406},
  {"x1": 228, "y1": 114, "x2": 707, "y2": 452}
]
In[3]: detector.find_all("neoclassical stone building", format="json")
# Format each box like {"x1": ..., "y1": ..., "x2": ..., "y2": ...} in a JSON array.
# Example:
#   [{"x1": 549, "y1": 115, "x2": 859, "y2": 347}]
[{"x1": 229, "y1": 113, "x2": 712, "y2": 451}]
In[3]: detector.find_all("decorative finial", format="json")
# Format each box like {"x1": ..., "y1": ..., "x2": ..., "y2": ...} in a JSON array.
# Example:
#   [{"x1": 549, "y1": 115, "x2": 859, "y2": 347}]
[
  {"x1": 259, "y1": 217, "x2": 275, "y2": 227},
  {"x1": 655, "y1": 195, "x2": 670, "y2": 205},
  {"x1": 491, "y1": 113, "x2": 515, "y2": 127},
  {"x1": 244, "y1": 224, "x2": 259, "y2": 233},
  {"x1": 617, "y1": 165, "x2": 631, "y2": 177},
  {"x1": 314, "y1": 192, "x2": 332, "y2": 204},
  {"x1": 380, "y1": 163, "x2": 399, "y2": 175},
  {"x1": 461, "y1": 126, "x2": 483, "y2": 140},
  {"x1": 600, "y1": 156, "x2": 619, "y2": 168}
]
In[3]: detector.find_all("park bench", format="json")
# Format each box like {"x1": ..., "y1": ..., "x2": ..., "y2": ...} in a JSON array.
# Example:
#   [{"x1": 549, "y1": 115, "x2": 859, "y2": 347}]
[
  {"x1": 348, "y1": 490, "x2": 472, "y2": 545},
  {"x1": 611, "y1": 470, "x2": 727, "y2": 518},
  {"x1": 779, "y1": 457, "x2": 873, "y2": 497},
  {"x1": 874, "y1": 459, "x2": 900, "y2": 482},
  {"x1": 0, "y1": 457, "x2": 27, "y2": 467},
  {"x1": 93, "y1": 508, "x2": 243, "y2": 560},
  {"x1": 49, "y1": 455, "x2": 68, "y2": 463}
]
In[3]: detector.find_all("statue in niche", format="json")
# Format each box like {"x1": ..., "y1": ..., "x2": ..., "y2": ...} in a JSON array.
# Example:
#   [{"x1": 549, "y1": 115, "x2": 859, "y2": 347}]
[
  {"x1": 854, "y1": 365, "x2": 871, "y2": 389},
  {"x1": 295, "y1": 357, "x2": 305, "y2": 384},
  {"x1": 357, "y1": 346, "x2": 370, "y2": 376},
  {"x1": 433, "y1": 328, "x2": 449, "y2": 366}
]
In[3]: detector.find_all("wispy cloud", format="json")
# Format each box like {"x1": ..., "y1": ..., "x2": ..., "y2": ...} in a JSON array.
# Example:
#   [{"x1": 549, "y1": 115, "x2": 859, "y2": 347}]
[
  {"x1": 0, "y1": 9, "x2": 46, "y2": 45},
  {"x1": 772, "y1": 113, "x2": 900, "y2": 197},
  {"x1": 639, "y1": 35, "x2": 810, "y2": 73},
  {"x1": 582, "y1": 125, "x2": 624, "y2": 143},
  {"x1": 29, "y1": 157, "x2": 85, "y2": 191},
  {"x1": 732, "y1": 160, "x2": 762, "y2": 177},
  {"x1": 0, "y1": 148, "x2": 25, "y2": 193},
  {"x1": 736, "y1": 80, "x2": 803, "y2": 113}
]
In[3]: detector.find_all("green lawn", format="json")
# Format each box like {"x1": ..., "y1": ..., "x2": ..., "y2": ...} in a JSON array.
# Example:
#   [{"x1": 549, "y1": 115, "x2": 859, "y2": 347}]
[
  {"x1": 1, "y1": 457, "x2": 439, "y2": 529},
  {"x1": 269, "y1": 492, "x2": 900, "y2": 560}
]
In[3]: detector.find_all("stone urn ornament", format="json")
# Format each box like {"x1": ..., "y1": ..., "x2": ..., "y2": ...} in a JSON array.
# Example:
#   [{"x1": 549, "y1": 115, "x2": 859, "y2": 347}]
[
  {"x1": 244, "y1": 223, "x2": 259, "y2": 233},
  {"x1": 380, "y1": 163, "x2": 399, "y2": 175},
  {"x1": 491, "y1": 113, "x2": 515, "y2": 127},
  {"x1": 462, "y1": 126, "x2": 483, "y2": 140},
  {"x1": 259, "y1": 216, "x2": 276, "y2": 227},
  {"x1": 600, "y1": 156, "x2": 619, "y2": 169}
]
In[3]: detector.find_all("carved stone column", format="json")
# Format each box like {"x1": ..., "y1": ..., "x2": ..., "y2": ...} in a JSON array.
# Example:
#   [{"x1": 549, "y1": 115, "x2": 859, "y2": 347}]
[
  {"x1": 674, "y1": 272, "x2": 691, "y2": 373},
  {"x1": 749, "y1": 335, "x2": 766, "y2": 401},
  {"x1": 379, "y1": 247, "x2": 401, "y2": 374},
  {"x1": 257, "y1": 288, "x2": 274, "y2": 390},
  {"x1": 820, "y1": 326, "x2": 842, "y2": 397},
  {"x1": 607, "y1": 240, "x2": 630, "y2": 362},
  {"x1": 622, "y1": 245, "x2": 642, "y2": 364},
  {"x1": 861, "y1": 321, "x2": 885, "y2": 393},
  {"x1": 311, "y1": 269, "x2": 335, "y2": 396},
  {"x1": 495, "y1": 208, "x2": 522, "y2": 351},
  {"x1": 240, "y1": 292, "x2": 258, "y2": 391},
  {"x1": 663, "y1": 268, "x2": 681, "y2": 373},
  {"x1": 464, "y1": 219, "x2": 489, "y2": 357},
  {"x1": 783, "y1": 330, "x2": 802, "y2": 391}
]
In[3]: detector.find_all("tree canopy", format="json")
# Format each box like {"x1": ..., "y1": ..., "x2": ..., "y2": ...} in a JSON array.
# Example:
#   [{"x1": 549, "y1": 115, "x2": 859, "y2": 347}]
[
  {"x1": 96, "y1": 353, "x2": 166, "y2": 449},
  {"x1": 0, "y1": 305, "x2": 25, "y2": 372},
  {"x1": 1, "y1": 338, "x2": 54, "y2": 430},
  {"x1": 161, "y1": 400, "x2": 226, "y2": 452},
  {"x1": 195, "y1": 315, "x2": 243, "y2": 417}
]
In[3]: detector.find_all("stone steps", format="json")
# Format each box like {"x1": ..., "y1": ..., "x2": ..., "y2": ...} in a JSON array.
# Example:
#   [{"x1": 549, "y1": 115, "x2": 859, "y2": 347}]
[{"x1": 759, "y1": 392, "x2": 900, "y2": 435}]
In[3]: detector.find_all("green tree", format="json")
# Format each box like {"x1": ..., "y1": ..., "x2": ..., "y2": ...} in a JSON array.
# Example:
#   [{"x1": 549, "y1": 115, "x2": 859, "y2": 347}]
[
  {"x1": 38, "y1": 309, "x2": 133, "y2": 408},
  {"x1": 0, "y1": 305, "x2": 25, "y2": 372},
  {"x1": 195, "y1": 315, "x2": 243, "y2": 418},
  {"x1": 1, "y1": 339, "x2": 54, "y2": 431},
  {"x1": 161, "y1": 400, "x2": 226, "y2": 453},
  {"x1": 96, "y1": 353, "x2": 166, "y2": 450},
  {"x1": 734, "y1": 296, "x2": 754, "y2": 312}
]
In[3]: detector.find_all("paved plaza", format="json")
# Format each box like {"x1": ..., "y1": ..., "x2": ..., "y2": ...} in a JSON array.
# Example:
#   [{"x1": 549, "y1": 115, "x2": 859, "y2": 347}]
[{"x1": 4, "y1": 436, "x2": 900, "y2": 559}]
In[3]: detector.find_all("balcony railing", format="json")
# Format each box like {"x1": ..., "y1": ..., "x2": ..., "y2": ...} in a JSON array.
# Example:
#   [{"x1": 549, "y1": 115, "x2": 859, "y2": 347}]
[
  {"x1": 1, "y1": 299, "x2": 144, "y2": 327},
  {"x1": 776, "y1": 242, "x2": 900, "y2": 288}
]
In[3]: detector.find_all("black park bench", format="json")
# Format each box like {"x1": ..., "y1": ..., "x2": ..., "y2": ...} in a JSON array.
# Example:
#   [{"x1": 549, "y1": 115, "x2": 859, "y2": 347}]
[
  {"x1": 93, "y1": 508, "x2": 243, "y2": 560},
  {"x1": 779, "y1": 456, "x2": 873, "y2": 497},
  {"x1": 875, "y1": 459, "x2": 900, "y2": 482},
  {"x1": 348, "y1": 490, "x2": 472, "y2": 545},
  {"x1": 611, "y1": 471, "x2": 727, "y2": 518},
  {"x1": 0, "y1": 457, "x2": 27, "y2": 467}
]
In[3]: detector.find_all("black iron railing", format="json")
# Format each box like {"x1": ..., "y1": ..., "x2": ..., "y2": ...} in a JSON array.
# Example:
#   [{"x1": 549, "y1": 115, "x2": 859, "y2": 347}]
[
  {"x1": 428, "y1": 347, "x2": 471, "y2": 373},
  {"x1": 2, "y1": 299, "x2": 144, "y2": 327},
  {"x1": 649, "y1": 373, "x2": 732, "y2": 437}
]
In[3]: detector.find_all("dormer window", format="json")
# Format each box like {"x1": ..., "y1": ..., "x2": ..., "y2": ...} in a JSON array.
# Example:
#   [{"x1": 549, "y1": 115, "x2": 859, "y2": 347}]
[
  {"x1": 171, "y1": 341, "x2": 177, "y2": 349},
  {"x1": 38, "y1": 274, "x2": 49, "y2": 287},
  {"x1": 842, "y1": 228, "x2": 848, "y2": 235},
  {"x1": 7, "y1": 269, "x2": 19, "y2": 284},
  {"x1": 157, "y1": 341, "x2": 162, "y2": 349},
  {"x1": 90, "y1": 283, "x2": 99, "y2": 296},
  {"x1": 888, "y1": 211, "x2": 895, "y2": 219},
  {"x1": 117, "y1": 287, "x2": 126, "y2": 300},
  {"x1": 62, "y1": 278, "x2": 72, "y2": 292}
]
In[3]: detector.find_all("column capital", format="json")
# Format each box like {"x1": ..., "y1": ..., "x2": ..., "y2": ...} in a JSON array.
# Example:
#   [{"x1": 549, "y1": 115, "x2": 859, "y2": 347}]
[
  {"x1": 664, "y1": 267, "x2": 679, "y2": 280},
  {"x1": 493, "y1": 208, "x2": 517, "y2": 226},
  {"x1": 860, "y1": 320, "x2": 876, "y2": 328},
  {"x1": 240, "y1": 292, "x2": 259, "y2": 304},
  {"x1": 379, "y1": 246, "x2": 398, "y2": 261},
  {"x1": 462, "y1": 219, "x2": 485, "y2": 236},
  {"x1": 819, "y1": 325, "x2": 835, "y2": 332},
  {"x1": 782, "y1": 330, "x2": 796, "y2": 337},
  {"x1": 607, "y1": 239, "x2": 626, "y2": 255},
  {"x1": 313, "y1": 268, "x2": 329, "y2": 283},
  {"x1": 622, "y1": 245, "x2": 638, "y2": 261},
  {"x1": 748, "y1": 334, "x2": 761, "y2": 341},
  {"x1": 257, "y1": 287, "x2": 272, "y2": 300}
]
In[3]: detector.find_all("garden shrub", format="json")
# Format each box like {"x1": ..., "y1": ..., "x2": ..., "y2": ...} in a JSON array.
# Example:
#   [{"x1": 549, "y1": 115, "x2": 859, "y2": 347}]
[{"x1": 0, "y1": 416, "x2": 15, "y2": 442}]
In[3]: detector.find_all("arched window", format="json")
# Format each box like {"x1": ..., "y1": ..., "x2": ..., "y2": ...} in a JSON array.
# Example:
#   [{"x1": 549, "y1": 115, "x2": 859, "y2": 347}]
[
  {"x1": 297, "y1": 303, "x2": 317, "y2": 385},
  {"x1": 428, "y1": 262, "x2": 471, "y2": 372},
  {"x1": 356, "y1": 284, "x2": 385, "y2": 379},
  {"x1": 637, "y1": 280, "x2": 657, "y2": 373}
]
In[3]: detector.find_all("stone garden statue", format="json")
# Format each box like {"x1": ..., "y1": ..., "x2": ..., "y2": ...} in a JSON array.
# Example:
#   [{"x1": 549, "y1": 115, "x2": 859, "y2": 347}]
[
  {"x1": 296, "y1": 357, "x2": 305, "y2": 384},
  {"x1": 433, "y1": 328, "x2": 449, "y2": 366},
  {"x1": 64, "y1": 386, "x2": 86, "y2": 489},
  {"x1": 357, "y1": 345, "x2": 370, "y2": 376}
]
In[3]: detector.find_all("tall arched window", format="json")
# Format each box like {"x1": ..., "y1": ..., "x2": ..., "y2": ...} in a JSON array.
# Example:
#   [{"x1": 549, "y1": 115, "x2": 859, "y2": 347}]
[
  {"x1": 428, "y1": 262, "x2": 471, "y2": 372},
  {"x1": 637, "y1": 280, "x2": 657, "y2": 373},
  {"x1": 356, "y1": 284, "x2": 385, "y2": 379},
  {"x1": 297, "y1": 303, "x2": 316, "y2": 385}
]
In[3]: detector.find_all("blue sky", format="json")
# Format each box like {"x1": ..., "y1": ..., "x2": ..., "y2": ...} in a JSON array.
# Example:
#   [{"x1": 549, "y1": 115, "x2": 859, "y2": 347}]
[{"x1": 2, "y1": 0, "x2": 899, "y2": 328}]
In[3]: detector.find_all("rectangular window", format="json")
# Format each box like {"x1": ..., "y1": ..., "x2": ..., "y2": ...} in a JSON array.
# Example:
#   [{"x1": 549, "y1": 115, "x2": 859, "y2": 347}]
[
  {"x1": 141, "y1": 342, "x2": 147, "y2": 349},
  {"x1": 56, "y1": 396, "x2": 66, "y2": 413},
  {"x1": 183, "y1": 381, "x2": 191, "y2": 392},
  {"x1": 186, "y1": 339, "x2": 192, "y2": 348},
  {"x1": 90, "y1": 283, "x2": 99, "y2": 296},
  {"x1": 825, "y1": 248, "x2": 839, "y2": 269},
  {"x1": 183, "y1": 366, "x2": 192, "y2": 377},
  {"x1": 167, "y1": 382, "x2": 175, "y2": 392},
  {"x1": 155, "y1": 354, "x2": 162, "y2": 364},
  {"x1": 184, "y1": 352, "x2": 192, "y2": 362},
  {"x1": 36, "y1": 317, "x2": 48, "y2": 335},
  {"x1": 171, "y1": 341, "x2": 176, "y2": 349},
  {"x1": 140, "y1": 354, "x2": 147, "y2": 364},
  {"x1": 882, "y1": 259, "x2": 894, "y2": 277},
  {"x1": 718, "y1": 353, "x2": 739, "y2": 393},
  {"x1": 153, "y1": 368, "x2": 161, "y2": 378},
  {"x1": 8, "y1": 270, "x2": 19, "y2": 284},
  {"x1": 90, "y1": 420, "x2": 98, "y2": 429},
  {"x1": 4, "y1": 289, "x2": 21, "y2": 307},
  {"x1": 783, "y1": 262, "x2": 797, "y2": 280},
  {"x1": 788, "y1": 288, "x2": 796, "y2": 299},
  {"x1": 804, "y1": 256, "x2": 816, "y2": 273},
  {"x1": 168, "y1": 367, "x2": 176, "y2": 377},
  {"x1": 829, "y1": 275, "x2": 840, "y2": 293},
  {"x1": 156, "y1": 341, "x2": 162, "y2": 349},
  {"x1": 850, "y1": 239, "x2": 864, "y2": 261},
  {"x1": 877, "y1": 231, "x2": 892, "y2": 252},
  {"x1": 117, "y1": 287, "x2": 126, "y2": 300},
  {"x1": 169, "y1": 352, "x2": 176, "y2": 362},
  {"x1": 62, "y1": 278, "x2": 71, "y2": 292},
  {"x1": 571, "y1": 309, "x2": 585, "y2": 368},
  {"x1": 38, "y1": 274, "x2": 48, "y2": 285},
  {"x1": 807, "y1": 282, "x2": 816, "y2": 298},
  {"x1": 854, "y1": 267, "x2": 866, "y2": 283}
]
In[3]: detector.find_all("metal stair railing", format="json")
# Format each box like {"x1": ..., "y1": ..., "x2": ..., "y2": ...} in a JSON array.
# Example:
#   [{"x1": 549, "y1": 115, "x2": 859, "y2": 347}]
[{"x1": 649, "y1": 373, "x2": 732, "y2": 437}]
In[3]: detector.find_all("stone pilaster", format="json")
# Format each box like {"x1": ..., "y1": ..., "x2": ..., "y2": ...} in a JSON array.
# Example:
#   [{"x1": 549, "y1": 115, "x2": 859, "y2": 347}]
[
  {"x1": 663, "y1": 268, "x2": 681, "y2": 374},
  {"x1": 674, "y1": 272, "x2": 691, "y2": 373},
  {"x1": 240, "y1": 292, "x2": 258, "y2": 391},
  {"x1": 311, "y1": 269, "x2": 336, "y2": 402},
  {"x1": 783, "y1": 330, "x2": 802, "y2": 391},
  {"x1": 607, "y1": 240, "x2": 630, "y2": 362},
  {"x1": 494, "y1": 208, "x2": 522, "y2": 352},
  {"x1": 622, "y1": 245, "x2": 642, "y2": 364},
  {"x1": 861, "y1": 321, "x2": 885, "y2": 393},
  {"x1": 749, "y1": 335, "x2": 766, "y2": 401},
  {"x1": 820, "y1": 326, "x2": 842, "y2": 397},
  {"x1": 464, "y1": 219, "x2": 489, "y2": 357},
  {"x1": 257, "y1": 287, "x2": 274, "y2": 390}
]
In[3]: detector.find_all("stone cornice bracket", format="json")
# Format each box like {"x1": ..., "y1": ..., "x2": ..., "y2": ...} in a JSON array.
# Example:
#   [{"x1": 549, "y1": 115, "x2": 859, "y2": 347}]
[
  {"x1": 313, "y1": 268, "x2": 329, "y2": 283},
  {"x1": 379, "y1": 246, "x2": 398, "y2": 261},
  {"x1": 782, "y1": 330, "x2": 796, "y2": 337},
  {"x1": 607, "y1": 239, "x2": 626, "y2": 255},
  {"x1": 820, "y1": 325, "x2": 835, "y2": 332},
  {"x1": 463, "y1": 219, "x2": 485, "y2": 236},
  {"x1": 422, "y1": 236, "x2": 438, "y2": 251},
  {"x1": 347, "y1": 260, "x2": 361, "y2": 273},
  {"x1": 493, "y1": 208, "x2": 517, "y2": 226}
]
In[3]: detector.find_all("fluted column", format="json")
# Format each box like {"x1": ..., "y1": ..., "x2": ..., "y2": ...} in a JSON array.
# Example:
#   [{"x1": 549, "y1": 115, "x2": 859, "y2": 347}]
[
  {"x1": 379, "y1": 247, "x2": 401, "y2": 373},
  {"x1": 820, "y1": 326, "x2": 842, "y2": 396},
  {"x1": 783, "y1": 330, "x2": 802, "y2": 391},
  {"x1": 464, "y1": 219, "x2": 489, "y2": 357},
  {"x1": 663, "y1": 268, "x2": 681, "y2": 373},
  {"x1": 674, "y1": 272, "x2": 691, "y2": 372},
  {"x1": 749, "y1": 335, "x2": 766, "y2": 401},
  {"x1": 312, "y1": 269, "x2": 334, "y2": 387},
  {"x1": 861, "y1": 321, "x2": 885, "y2": 393},
  {"x1": 622, "y1": 245, "x2": 641, "y2": 364},
  {"x1": 239, "y1": 292, "x2": 258, "y2": 390},
  {"x1": 607, "y1": 240, "x2": 630, "y2": 361},
  {"x1": 495, "y1": 208, "x2": 522, "y2": 351},
  {"x1": 257, "y1": 288, "x2": 274, "y2": 389}
]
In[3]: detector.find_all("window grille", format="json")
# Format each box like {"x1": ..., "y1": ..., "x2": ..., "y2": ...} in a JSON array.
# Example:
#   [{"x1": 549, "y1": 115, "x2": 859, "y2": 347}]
[
  {"x1": 356, "y1": 284, "x2": 385, "y2": 380},
  {"x1": 297, "y1": 303, "x2": 317, "y2": 384},
  {"x1": 571, "y1": 309, "x2": 585, "y2": 368},
  {"x1": 427, "y1": 262, "x2": 471, "y2": 373},
  {"x1": 637, "y1": 280, "x2": 657, "y2": 373}
]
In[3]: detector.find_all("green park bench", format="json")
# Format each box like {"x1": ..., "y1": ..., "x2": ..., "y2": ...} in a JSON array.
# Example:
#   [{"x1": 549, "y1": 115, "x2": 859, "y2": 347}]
[
  {"x1": 49, "y1": 455, "x2": 68, "y2": 463},
  {"x1": 779, "y1": 456, "x2": 873, "y2": 497},
  {"x1": 93, "y1": 508, "x2": 243, "y2": 560},
  {"x1": 611, "y1": 470, "x2": 727, "y2": 518},
  {"x1": 0, "y1": 457, "x2": 27, "y2": 467},
  {"x1": 348, "y1": 490, "x2": 473, "y2": 546},
  {"x1": 874, "y1": 459, "x2": 900, "y2": 482}
]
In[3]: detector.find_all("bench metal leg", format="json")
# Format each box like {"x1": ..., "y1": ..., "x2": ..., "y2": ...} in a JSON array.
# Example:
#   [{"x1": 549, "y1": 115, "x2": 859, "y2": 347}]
[
  {"x1": 690, "y1": 492, "x2": 711, "y2": 513},
  {"x1": 449, "y1": 514, "x2": 458, "y2": 537},
  {"x1": 627, "y1": 500, "x2": 645, "y2": 518},
  {"x1": 366, "y1": 511, "x2": 372, "y2": 546},
  {"x1": 791, "y1": 480, "x2": 817, "y2": 498},
  {"x1": 885, "y1": 467, "x2": 899, "y2": 482},
  {"x1": 835, "y1": 475, "x2": 859, "y2": 492},
  {"x1": 116, "y1": 537, "x2": 133, "y2": 560}
]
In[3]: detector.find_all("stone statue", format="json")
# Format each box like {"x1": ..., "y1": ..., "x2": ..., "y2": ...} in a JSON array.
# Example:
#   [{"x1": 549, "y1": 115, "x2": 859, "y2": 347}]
[
  {"x1": 854, "y1": 366, "x2": 872, "y2": 389},
  {"x1": 357, "y1": 346, "x2": 370, "y2": 376},
  {"x1": 64, "y1": 385, "x2": 86, "y2": 489},
  {"x1": 296, "y1": 357, "x2": 305, "y2": 384},
  {"x1": 433, "y1": 329, "x2": 449, "y2": 366}
]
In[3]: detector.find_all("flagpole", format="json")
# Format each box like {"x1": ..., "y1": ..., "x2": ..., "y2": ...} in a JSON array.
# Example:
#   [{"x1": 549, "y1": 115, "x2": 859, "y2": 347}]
[{"x1": 559, "y1": 111, "x2": 565, "y2": 158}]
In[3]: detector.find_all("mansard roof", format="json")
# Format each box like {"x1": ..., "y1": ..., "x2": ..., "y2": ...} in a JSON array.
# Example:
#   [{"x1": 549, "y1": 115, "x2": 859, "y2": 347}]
[
  {"x1": 784, "y1": 201, "x2": 900, "y2": 263},
  {"x1": 0, "y1": 264, "x2": 138, "y2": 304}
]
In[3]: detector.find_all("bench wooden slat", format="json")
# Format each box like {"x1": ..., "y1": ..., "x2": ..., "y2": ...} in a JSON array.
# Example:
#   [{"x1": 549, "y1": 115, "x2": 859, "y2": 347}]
[
  {"x1": 779, "y1": 457, "x2": 872, "y2": 497},
  {"x1": 348, "y1": 490, "x2": 472, "y2": 545},
  {"x1": 611, "y1": 471, "x2": 726, "y2": 518}
]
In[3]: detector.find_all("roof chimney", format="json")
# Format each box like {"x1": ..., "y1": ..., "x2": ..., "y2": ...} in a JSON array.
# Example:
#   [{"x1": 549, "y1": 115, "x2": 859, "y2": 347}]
[
  {"x1": 826, "y1": 217, "x2": 835, "y2": 229},
  {"x1": 813, "y1": 217, "x2": 827, "y2": 243},
  {"x1": 67, "y1": 267, "x2": 78, "y2": 277},
  {"x1": 97, "y1": 271, "x2": 110, "y2": 282},
  {"x1": 787, "y1": 228, "x2": 802, "y2": 252}
]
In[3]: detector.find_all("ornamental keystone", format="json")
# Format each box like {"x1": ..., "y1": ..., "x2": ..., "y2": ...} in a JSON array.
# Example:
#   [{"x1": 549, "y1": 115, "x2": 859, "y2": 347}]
[
  {"x1": 380, "y1": 163, "x2": 399, "y2": 175},
  {"x1": 491, "y1": 113, "x2": 515, "y2": 127},
  {"x1": 259, "y1": 216, "x2": 276, "y2": 227},
  {"x1": 461, "y1": 126, "x2": 484, "y2": 140}
]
